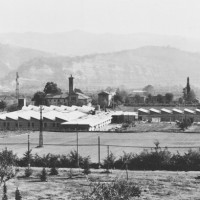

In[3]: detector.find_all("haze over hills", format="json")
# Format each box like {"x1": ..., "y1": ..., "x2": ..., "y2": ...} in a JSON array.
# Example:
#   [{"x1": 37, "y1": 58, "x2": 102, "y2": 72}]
[
  {"x1": 1, "y1": 46, "x2": 200, "y2": 94},
  {"x1": 0, "y1": 43, "x2": 51, "y2": 79},
  {"x1": 1, "y1": 31, "x2": 200, "y2": 56}
]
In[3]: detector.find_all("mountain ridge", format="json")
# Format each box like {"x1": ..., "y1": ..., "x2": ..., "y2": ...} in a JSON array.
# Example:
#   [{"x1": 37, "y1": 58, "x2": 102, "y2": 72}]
[{"x1": 1, "y1": 45, "x2": 200, "y2": 93}]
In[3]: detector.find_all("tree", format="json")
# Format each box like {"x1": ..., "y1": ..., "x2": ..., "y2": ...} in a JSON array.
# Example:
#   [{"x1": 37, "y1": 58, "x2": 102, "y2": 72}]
[
  {"x1": 165, "y1": 93, "x2": 173, "y2": 104},
  {"x1": 43, "y1": 82, "x2": 61, "y2": 95},
  {"x1": 187, "y1": 90, "x2": 196, "y2": 103},
  {"x1": 74, "y1": 88, "x2": 83, "y2": 94},
  {"x1": 32, "y1": 91, "x2": 46, "y2": 106},
  {"x1": 143, "y1": 85, "x2": 154, "y2": 95},
  {"x1": 156, "y1": 94, "x2": 164, "y2": 104},
  {"x1": 0, "y1": 101, "x2": 6, "y2": 111},
  {"x1": 0, "y1": 149, "x2": 16, "y2": 185},
  {"x1": 134, "y1": 95, "x2": 142, "y2": 104},
  {"x1": 15, "y1": 188, "x2": 22, "y2": 200}
]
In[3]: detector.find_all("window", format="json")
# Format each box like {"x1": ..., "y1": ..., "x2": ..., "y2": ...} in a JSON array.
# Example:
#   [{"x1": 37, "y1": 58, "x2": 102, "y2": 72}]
[
  {"x1": 53, "y1": 123, "x2": 55, "y2": 127},
  {"x1": 57, "y1": 123, "x2": 59, "y2": 127},
  {"x1": 32, "y1": 123, "x2": 34, "y2": 128},
  {"x1": 28, "y1": 122, "x2": 30, "y2": 127}
]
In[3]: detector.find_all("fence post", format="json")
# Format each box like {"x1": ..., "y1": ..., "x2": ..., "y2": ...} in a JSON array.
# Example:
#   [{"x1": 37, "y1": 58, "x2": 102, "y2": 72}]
[
  {"x1": 77, "y1": 131, "x2": 79, "y2": 168},
  {"x1": 125, "y1": 161, "x2": 129, "y2": 181},
  {"x1": 98, "y1": 136, "x2": 100, "y2": 168},
  {"x1": 107, "y1": 145, "x2": 110, "y2": 172}
]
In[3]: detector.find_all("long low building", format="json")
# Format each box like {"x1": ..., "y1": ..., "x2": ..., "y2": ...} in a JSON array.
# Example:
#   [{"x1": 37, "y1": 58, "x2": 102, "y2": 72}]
[
  {"x1": 138, "y1": 108, "x2": 200, "y2": 122},
  {"x1": 0, "y1": 105, "x2": 111, "y2": 132}
]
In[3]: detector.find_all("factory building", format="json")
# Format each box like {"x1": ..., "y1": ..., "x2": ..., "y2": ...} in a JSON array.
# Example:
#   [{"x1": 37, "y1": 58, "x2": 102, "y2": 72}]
[
  {"x1": 45, "y1": 75, "x2": 91, "y2": 107},
  {"x1": 0, "y1": 105, "x2": 112, "y2": 132}
]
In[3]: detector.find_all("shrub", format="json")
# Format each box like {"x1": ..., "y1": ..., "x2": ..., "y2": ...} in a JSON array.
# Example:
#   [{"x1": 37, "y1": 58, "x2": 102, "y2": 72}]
[
  {"x1": 2, "y1": 182, "x2": 8, "y2": 200},
  {"x1": 103, "y1": 151, "x2": 116, "y2": 171},
  {"x1": 68, "y1": 150, "x2": 83, "y2": 168},
  {"x1": 49, "y1": 167, "x2": 59, "y2": 175},
  {"x1": 40, "y1": 168, "x2": 47, "y2": 182},
  {"x1": 82, "y1": 157, "x2": 91, "y2": 175},
  {"x1": 82, "y1": 179, "x2": 141, "y2": 200},
  {"x1": 15, "y1": 188, "x2": 22, "y2": 200},
  {"x1": 24, "y1": 168, "x2": 33, "y2": 177}
]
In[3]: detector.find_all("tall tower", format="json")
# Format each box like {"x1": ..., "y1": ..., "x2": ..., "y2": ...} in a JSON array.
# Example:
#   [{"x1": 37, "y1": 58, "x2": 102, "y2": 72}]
[
  {"x1": 16, "y1": 72, "x2": 19, "y2": 99},
  {"x1": 69, "y1": 75, "x2": 74, "y2": 94},
  {"x1": 186, "y1": 77, "x2": 190, "y2": 95}
]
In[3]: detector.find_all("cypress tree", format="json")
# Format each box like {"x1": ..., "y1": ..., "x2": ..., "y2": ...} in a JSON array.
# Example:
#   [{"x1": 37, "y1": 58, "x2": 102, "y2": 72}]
[{"x1": 15, "y1": 188, "x2": 22, "y2": 200}]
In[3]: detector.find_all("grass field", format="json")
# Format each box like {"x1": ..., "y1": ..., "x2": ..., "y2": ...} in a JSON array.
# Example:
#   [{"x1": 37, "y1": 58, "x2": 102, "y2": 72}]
[
  {"x1": 4, "y1": 168, "x2": 200, "y2": 200},
  {"x1": 0, "y1": 131, "x2": 200, "y2": 162}
]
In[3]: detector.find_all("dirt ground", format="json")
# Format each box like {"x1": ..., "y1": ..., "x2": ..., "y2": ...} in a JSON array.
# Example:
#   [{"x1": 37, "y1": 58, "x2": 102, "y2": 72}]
[{"x1": 3, "y1": 168, "x2": 200, "y2": 200}]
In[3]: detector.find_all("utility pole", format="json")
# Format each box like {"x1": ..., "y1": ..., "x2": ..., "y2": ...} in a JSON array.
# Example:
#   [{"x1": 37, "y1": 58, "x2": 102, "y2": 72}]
[
  {"x1": 98, "y1": 136, "x2": 100, "y2": 168},
  {"x1": 76, "y1": 127, "x2": 79, "y2": 168},
  {"x1": 39, "y1": 105, "x2": 43, "y2": 147},
  {"x1": 28, "y1": 132, "x2": 30, "y2": 169}
]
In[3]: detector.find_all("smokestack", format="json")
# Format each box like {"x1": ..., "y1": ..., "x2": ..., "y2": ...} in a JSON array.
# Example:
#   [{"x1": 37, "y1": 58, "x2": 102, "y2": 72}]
[{"x1": 69, "y1": 75, "x2": 74, "y2": 94}]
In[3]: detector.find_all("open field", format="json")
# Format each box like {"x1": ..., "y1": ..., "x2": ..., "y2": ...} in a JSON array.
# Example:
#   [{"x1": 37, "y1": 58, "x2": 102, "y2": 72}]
[
  {"x1": 0, "y1": 131, "x2": 200, "y2": 162},
  {"x1": 4, "y1": 168, "x2": 200, "y2": 199}
]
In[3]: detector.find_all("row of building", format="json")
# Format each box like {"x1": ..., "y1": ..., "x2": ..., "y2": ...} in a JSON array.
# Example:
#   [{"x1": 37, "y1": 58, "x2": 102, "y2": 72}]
[
  {"x1": 138, "y1": 108, "x2": 200, "y2": 122},
  {"x1": 0, "y1": 105, "x2": 112, "y2": 132}
]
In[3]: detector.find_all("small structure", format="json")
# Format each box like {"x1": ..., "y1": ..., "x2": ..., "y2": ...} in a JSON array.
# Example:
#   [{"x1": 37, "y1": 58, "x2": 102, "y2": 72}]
[
  {"x1": 161, "y1": 108, "x2": 172, "y2": 122},
  {"x1": 172, "y1": 108, "x2": 183, "y2": 121},
  {"x1": 138, "y1": 108, "x2": 149, "y2": 121},
  {"x1": 127, "y1": 90, "x2": 147, "y2": 105},
  {"x1": 149, "y1": 108, "x2": 161, "y2": 122},
  {"x1": 98, "y1": 91, "x2": 113, "y2": 108},
  {"x1": 111, "y1": 111, "x2": 137, "y2": 123}
]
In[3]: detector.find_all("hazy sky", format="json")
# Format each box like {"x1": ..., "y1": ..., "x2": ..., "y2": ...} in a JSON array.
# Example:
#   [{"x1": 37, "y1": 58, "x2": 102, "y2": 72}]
[{"x1": 1, "y1": 0, "x2": 200, "y2": 38}]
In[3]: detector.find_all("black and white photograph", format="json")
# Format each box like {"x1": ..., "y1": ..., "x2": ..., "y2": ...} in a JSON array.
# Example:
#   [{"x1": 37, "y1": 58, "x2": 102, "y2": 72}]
[{"x1": 0, "y1": 0, "x2": 200, "y2": 199}]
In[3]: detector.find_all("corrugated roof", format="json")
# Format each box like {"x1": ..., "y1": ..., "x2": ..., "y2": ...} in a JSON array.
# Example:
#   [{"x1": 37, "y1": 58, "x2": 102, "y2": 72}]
[
  {"x1": 184, "y1": 108, "x2": 195, "y2": 114},
  {"x1": 150, "y1": 108, "x2": 161, "y2": 114},
  {"x1": 161, "y1": 108, "x2": 172, "y2": 114},
  {"x1": 61, "y1": 113, "x2": 112, "y2": 127},
  {"x1": 172, "y1": 108, "x2": 183, "y2": 114},
  {"x1": 138, "y1": 108, "x2": 149, "y2": 114}
]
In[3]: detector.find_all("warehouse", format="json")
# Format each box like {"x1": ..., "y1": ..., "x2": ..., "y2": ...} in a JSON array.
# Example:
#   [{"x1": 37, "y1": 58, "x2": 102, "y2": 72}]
[
  {"x1": 111, "y1": 111, "x2": 137, "y2": 123},
  {"x1": 138, "y1": 108, "x2": 149, "y2": 121},
  {"x1": 0, "y1": 105, "x2": 108, "y2": 132},
  {"x1": 61, "y1": 113, "x2": 112, "y2": 131},
  {"x1": 160, "y1": 108, "x2": 172, "y2": 122}
]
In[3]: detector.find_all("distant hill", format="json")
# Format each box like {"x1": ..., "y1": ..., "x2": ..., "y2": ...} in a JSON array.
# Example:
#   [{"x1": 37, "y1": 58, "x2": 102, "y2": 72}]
[
  {"x1": 0, "y1": 43, "x2": 50, "y2": 79},
  {"x1": 1, "y1": 31, "x2": 200, "y2": 56},
  {"x1": 2, "y1": 46, "x2": 200, "y2": 93}
]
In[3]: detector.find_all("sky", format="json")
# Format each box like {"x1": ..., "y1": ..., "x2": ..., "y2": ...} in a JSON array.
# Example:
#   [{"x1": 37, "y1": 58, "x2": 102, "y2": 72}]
[{"x1": 0, "y1": 0, "x2": 200, "y2": 38}]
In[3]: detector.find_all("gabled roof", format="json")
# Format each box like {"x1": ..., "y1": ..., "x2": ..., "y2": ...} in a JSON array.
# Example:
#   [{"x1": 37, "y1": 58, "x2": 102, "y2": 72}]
[
  {"x1": 149, "y1": 108, "x2": 161, "y2": 114},
  {"x1": 76, "y1": 92, "x2": 91, "y2": 100},
  {"x1": 172, "y1": 108, "x2": 183, "y2": 114},
  {"x1": 184, "y1": 108, "x2": 195, "y2": 114},
  {"x1": 138, "y1": 108, "x2": 149, "y2": 114},
  {"x1": 196, "y1": 109, "x2": 200, "y2": 114},
  {"x1": 98, "y1": 91, "x2": 110, "y2": 95},
  {"x1": 161, "y1": 108, "x2": 172, "y2": 114},
  {"x1": 45, "y1": 93, "x2": 68, "y2": 99}
]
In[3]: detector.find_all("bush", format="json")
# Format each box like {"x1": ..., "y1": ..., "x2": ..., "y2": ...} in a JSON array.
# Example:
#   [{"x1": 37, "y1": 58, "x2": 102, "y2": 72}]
[
  {"x1": 68, "y1": 150, "x2": 83, "y2": 168},
  {"x1": 82, "y1": 157, "x2": 91, "y2": 175},
  {"x1": 24, "y1": 168, "x2": 33, "y2": 177},
  {"x1": 82, "y1": 179, "x2": 141, "y2": 200},
  {"x1": 103, "y1": 151, "x2": 116, "y2": 171},
  {"x1": 2, "y1": 182, "x2": 8, "y2": 200},
  {"x1": 49, "y1": 167, "x2": 58, "y2": 175},
  {"x1": 40, "y1": 168, "x2": 47, "y2": 182},
  {"x1": 15, "y1": 188, "x2": 22, "y2": 200}
]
